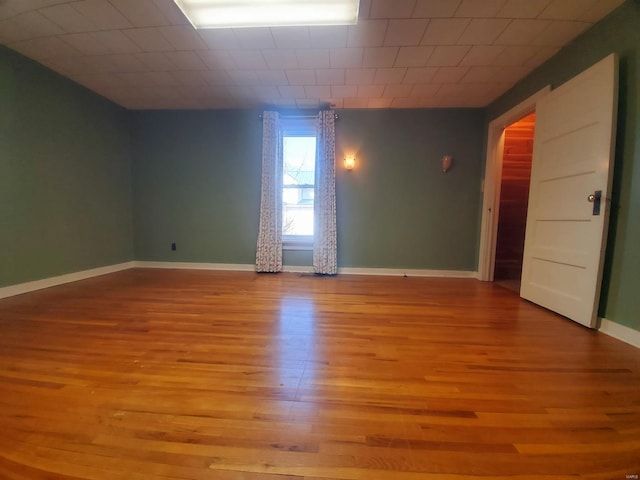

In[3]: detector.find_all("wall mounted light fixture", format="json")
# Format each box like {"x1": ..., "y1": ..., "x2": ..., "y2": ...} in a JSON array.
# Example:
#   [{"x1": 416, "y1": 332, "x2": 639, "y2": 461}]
[
  {"x1": 344, "y1": 154, "x2": 356, "y2": 171},
  {"x1": 441, "y1": 155, "x2": 453, "y2": 172}
]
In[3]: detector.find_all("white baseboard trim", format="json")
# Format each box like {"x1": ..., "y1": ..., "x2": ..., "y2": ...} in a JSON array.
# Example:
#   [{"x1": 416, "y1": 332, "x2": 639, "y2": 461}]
[
  {"x1": 0, "y1": 261, "x2": 135, "y2": 299},
  {"x1": 133, "y1": 261, "x2": 255, "y2": 271},
  {"x1": 0, "y1": 262, "x2": 479, "y2": 300},
  {"x1": 599, "y1": 318, "x2": 640, "y2": 348},
  {"x1": 338, "y1": 267, "x2": 478, "y2": 278},
  {"x1": 134, "y1": 261, "x2": 477, "y2": 278}
]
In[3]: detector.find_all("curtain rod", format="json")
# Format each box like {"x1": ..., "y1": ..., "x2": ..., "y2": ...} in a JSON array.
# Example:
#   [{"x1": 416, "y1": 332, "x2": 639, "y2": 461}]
[{"x1": 258, "y1": 113, "x2": 339, "y2": 120}]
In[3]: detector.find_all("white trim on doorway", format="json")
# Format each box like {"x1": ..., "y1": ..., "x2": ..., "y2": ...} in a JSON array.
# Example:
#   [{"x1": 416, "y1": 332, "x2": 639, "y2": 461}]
[{"x1": 477, "y1": 86, "x2": 551, "y2": 282}]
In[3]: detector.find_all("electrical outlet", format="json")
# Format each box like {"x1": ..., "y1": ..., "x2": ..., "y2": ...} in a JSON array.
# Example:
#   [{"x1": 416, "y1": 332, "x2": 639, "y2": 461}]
[{"x1": 171, "y1": 242, "x2": 176, "y2": 251}]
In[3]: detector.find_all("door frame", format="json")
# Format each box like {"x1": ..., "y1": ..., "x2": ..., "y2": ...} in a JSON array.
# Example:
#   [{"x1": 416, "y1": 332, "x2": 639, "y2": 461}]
[{"x1": 478, "y1": 86, "x2": 551, "y2": 282}]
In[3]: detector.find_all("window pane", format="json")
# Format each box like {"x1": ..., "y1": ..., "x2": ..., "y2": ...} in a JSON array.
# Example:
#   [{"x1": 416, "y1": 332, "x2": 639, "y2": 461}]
[
  {"x1": 283, "y1": 135, "x2": 316, "y2": 238},
  {"x1": 283, "y1": 136, "x2": 316, "y2": 186},
  {"x1": 283, "y1": 187, "x2": 314, "y2": 236}
]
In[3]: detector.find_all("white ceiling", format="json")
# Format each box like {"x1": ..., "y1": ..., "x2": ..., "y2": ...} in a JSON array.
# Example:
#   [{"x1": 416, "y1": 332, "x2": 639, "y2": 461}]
[{"x1": 0, "y1": 0, "x2": 625, "y2": 110}]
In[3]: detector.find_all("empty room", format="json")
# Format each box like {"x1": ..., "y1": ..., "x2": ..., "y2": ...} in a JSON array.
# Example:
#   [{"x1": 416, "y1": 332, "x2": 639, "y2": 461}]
[{"x1": 1, "y1": 0, "x2": 639, "y2": 479}]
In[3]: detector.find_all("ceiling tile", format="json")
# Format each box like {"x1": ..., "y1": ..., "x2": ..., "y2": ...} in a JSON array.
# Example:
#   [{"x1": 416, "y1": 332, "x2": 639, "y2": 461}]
[
  {"x1": 170, "y1": 70, "x2": 208, "y2": 86},
  {"x1": 315, "y1": 68, "x2": 346, "y2": 85},
  {"x1": 367, "y1": 97, "x2": 394, "y2": 108},
  {"x1": 394, "y1": 46, "x2": 434, "y2": 67},
  {"x1": 309, "y1": 26, "x2": 348, "y2": 48},
  {"x1": 494, "y1": 19, "x2": 550, "y2": 45},
  {"x1": 461, "y1": 65, "x2": 500, "y2": 82},
  {"x1": 232, "y1": 28, "x2": 276, "y2": 49},
  {"x1": 373, "y1": 67, "x2": 407, "y2": 84},
  {"x1": 531, "y1": 20, "x2": 590, "y2": 46},
  {"x1": 347, "y1": 19, "x2": 388, "y2": 47},
  {"x1": 123, "y1": 27, "x2": 176, "y2": 52},
  {"x1": 539, "y1": 0, "x2": 599, "y2": 20},
  {"x1": 343, "y1": 97, "x2": 369, "y2": 108},
  {"x1": 305, "y1": 85, "x2": 331, "y2": 98},
  {"x1": 104, "y1": 53, "x2": 147, "y2": 72},
  {"x1": 164, "y1": 51, "x2": 207, "y2": 70},
  {"x1": 357, "y1": 84, "x2": 385, "y2": 97},
  {"x1": 228, "y1": 49, "x2": 268, "y2": 70},
  {"x1": 331, "y1": 85, "x2": 358, "y2": 97},
  {"x1": 226, "y1": 70, "x2": 261, "y2": 86},
  {"x1": 383, "y1": 19, "x2": 428, "y2": 46},
  {"x1": 278, "y1": 85, "x2": 306, "y2": 98},
  {"x1": 409, "y1": 83, "x2": 441, "y2": 97},
  {"x1": 459, "y1": 45, "x2": 504, "y2": 66},
  {"x1": 108, "y1": 0, "x2": 169, "y2": 27},
  {"x1": 425, "y1": 45, "x2": 470, "y2": 66},
  {"x1": 197, "y1": 29, "x2": 240, "y2": 50},
  {"x1": 403, "y1": 67, "x2": 438, "y2": 83},
  {"x1": 493, "y1": 45, "x2": 540, "y2": 66},
  {"x1": 370, "y1": 0, "x2": 417, "y2": 18},
  {"x1": 0, "y1": 0, "x2": 623, "y2": 110},
  {"x1": 135, "y1": 52, "x2": 175, "y2": 71},
  {"x1": 431, "y1": 66, "x2": 470, "y2": 83},
  {"x1": 413, "y1": 0, "x2": 462, "y2": 18},
  {"x1": 39, "y1": 3, "x2": 95, "y2": 33},
  {"x1": 296, "y1": 49, "x2": 330, "y2": 69},
  {"x1": 91, "y1": 30, "x2": 141, "y2": 54},
  {"x1": 71, "y1": 0, "x2": 132, "y2": 30},
  {"x1": 9, "y1": 36, "x2": 80, "y2": 59},
  {"x1": 271, "y1": 27, "x2": 311, "y2": 49},
  {"x1": 382, "y1": 83, "x2": 413, "y2": 97},
  {"x1": 421, "y1": 18, "x2": 470, "y2": 45},
  {"x1": 261, "y1": 49, "x2": 297, "y2": 70},
  {"x1": 362, "y1": 47, "x2": 398, "y2": 68},
  {"x1": 151, "y1": 0, "x2": 189, "y2": 25},
  {"x1": 496, "y1": 0, "x2": 552, "y2": 18},
  {"x1": 256, "y1": 69, "x2": 288, "y2": 85},
  {"x1": 286, "y1": 69, "x2": 316, "y2": 85},
  {"x1": 330, "y1": 48, "x2": 364, "y2": 68},
  {"x1": 201, "y1": 70, "x2": 233, "y2": 86},
  {"x1": 455, "y1": 0, "x2": 508, "y2": 18},
  {"x1": 457, "y1": 18, "x2": 511, "y2": 45},
  {"x1": 145, "y1": 71, "x2": 180, "y2": 86},
  {"x1": 578, "y1": 0, "x2": 625, "y2": 22},
  {"x1": 345, "y1": 68, "x2": 376, "y2": 85},
  {"x1": 196, "y1": 50, "x2": 236, "y2": 70},
  {"x1": 158, "y1": 25, "x2": 208, "y2": 50}
]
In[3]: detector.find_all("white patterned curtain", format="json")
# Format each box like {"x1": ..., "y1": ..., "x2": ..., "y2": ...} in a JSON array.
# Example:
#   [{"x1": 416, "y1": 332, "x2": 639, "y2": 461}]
[
  {"x1": 256, "y1": 111, "x2": 283, "y2": 272},
  {"x1": 313, "y1": 111, "x2": 337, "y2": 275}
]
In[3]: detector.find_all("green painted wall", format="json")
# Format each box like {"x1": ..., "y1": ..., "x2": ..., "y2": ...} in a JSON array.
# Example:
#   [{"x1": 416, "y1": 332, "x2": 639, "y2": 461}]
[
  {"x1": 0, "y1": 46, "x2": 134, "y2": 287},
  {"x1": 486, "y1": 0, "x2": 640, "y2": 332},
  {"x1": 131, "y1": 110, "x2": 262, "y2": 263},
  {"x1": 336, "y1": 109, "x2": 484, "y2": 270},
  {"x1": 131, "y1": 108, "x2": 484, "y2": 270}
]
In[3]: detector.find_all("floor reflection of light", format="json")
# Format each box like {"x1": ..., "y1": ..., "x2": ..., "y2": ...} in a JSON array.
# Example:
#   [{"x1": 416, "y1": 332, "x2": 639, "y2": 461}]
[{"x1": 278, "y1": 296, "x2": 317, "y2": 408}]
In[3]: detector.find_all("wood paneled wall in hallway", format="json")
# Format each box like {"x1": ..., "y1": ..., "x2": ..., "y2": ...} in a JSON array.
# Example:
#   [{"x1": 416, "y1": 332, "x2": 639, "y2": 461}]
[{"x1": 495, "y1": 113, "x2": 536, "y2": 281}]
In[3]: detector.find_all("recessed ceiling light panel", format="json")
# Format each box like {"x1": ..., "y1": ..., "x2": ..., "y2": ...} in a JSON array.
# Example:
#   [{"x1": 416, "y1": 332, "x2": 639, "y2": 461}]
[{"x1": 174, "y1": 0, "x2": 360, "y2": 29}]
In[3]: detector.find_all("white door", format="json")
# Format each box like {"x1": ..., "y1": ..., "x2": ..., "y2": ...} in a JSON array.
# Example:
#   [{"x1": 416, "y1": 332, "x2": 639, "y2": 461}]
[{"x1": 520, "y1": 54, "x2": 619, "y2": 328}]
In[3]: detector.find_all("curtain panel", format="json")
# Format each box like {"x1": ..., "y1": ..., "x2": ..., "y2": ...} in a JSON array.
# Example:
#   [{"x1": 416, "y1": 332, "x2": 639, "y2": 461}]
[
  {"x1": 313, "y1": 111, "x2": 338, "y2": 275},
  {"x1": 255, "y1": 111, "x2": 283, "y2": 272}
]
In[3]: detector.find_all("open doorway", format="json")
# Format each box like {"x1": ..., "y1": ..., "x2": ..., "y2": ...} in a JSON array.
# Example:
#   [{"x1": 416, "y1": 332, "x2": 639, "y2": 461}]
[{"x1": 493, "y1": 113, "x2": 535, "y2": 292}]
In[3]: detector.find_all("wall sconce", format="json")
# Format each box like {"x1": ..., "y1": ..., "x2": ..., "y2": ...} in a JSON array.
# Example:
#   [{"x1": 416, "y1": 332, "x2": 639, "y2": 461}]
[
  {"x1": 344, "y1": 154, "x2": 356, "y2": 171},
  {"x1": 441, "y1": 155, "x2": 453, "y2": 172}
]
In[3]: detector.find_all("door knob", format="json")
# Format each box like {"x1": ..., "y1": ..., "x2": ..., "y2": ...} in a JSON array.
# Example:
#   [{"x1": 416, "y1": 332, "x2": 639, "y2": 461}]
[{"x1": 588, "y1": 190, "x2": 602, "y2": 215}]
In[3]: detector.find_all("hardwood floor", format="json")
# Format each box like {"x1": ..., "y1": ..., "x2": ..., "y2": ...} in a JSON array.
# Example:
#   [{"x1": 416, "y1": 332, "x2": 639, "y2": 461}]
[{"x1": 0, "y1": 269, "x2": 639, "y2": 480}]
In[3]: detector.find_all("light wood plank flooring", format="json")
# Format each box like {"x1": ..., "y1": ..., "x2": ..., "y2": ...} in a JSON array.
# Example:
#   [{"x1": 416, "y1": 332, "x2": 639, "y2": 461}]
[{"x1": 1, "y1": 269, "x2": 639, "y2": 479}]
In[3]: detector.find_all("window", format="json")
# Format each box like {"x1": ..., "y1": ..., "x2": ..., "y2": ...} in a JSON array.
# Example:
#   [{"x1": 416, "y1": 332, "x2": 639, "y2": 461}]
[{"x1": 282, "y1": 134, "x2": 316, "y2": 245}]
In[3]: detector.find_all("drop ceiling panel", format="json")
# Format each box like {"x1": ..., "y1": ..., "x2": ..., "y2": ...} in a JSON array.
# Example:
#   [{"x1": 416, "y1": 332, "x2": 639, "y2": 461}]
[{"x1": 0, "y1": 0, "x2": 625, "y2": 109}]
